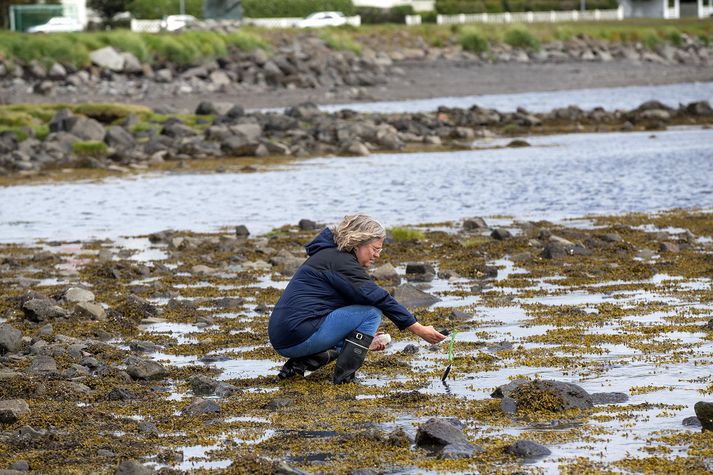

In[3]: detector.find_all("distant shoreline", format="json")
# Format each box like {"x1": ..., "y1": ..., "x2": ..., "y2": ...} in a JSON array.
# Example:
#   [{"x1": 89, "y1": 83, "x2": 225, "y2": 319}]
[{"x1": 9, "y1": 59, "x2": 713, "y2": 112}]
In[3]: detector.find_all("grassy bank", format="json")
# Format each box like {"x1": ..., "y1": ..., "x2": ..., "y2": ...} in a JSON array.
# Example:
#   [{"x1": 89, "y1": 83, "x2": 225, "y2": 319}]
[{"x1": 0, "y1": 19, "x2": 711, "y2": 67}]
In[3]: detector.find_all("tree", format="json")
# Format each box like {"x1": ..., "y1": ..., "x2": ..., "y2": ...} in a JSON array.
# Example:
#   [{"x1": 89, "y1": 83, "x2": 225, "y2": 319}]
[{"x1": 88, "y1": 0, "x2": 130, "y2": 21}]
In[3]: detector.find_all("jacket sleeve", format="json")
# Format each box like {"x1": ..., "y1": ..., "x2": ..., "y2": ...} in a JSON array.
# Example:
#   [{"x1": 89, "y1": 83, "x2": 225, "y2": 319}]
[{"x1": 324, "y1": 256, "x2": 417, "y2": 331}]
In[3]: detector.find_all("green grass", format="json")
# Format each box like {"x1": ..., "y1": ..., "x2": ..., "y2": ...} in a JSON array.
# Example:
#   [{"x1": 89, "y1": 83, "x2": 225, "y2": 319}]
[
  {"x1": 460, "y1": 27, "x2": 490, "y2": 53},
  {"x1": 389, "y1": 227, "x2": 425, "y2": 242},
  {"x1": 504, "y1": 27, "x2": 541, "y2": 50},
  {"x1": 319, "y1": 30, "x2": 363, "y2": 55},
  {"x1": 0, "y1": 20, "x2": 710, "y2": 68},
  {"x1": 72, "y1": 141, "x2": 109, "y2": 157}
]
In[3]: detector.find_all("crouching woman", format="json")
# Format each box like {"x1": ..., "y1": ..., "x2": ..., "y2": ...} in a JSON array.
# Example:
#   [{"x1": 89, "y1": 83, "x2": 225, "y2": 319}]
[{"x1": 268, "y1": 214, "x2": 446, "y2": 384}]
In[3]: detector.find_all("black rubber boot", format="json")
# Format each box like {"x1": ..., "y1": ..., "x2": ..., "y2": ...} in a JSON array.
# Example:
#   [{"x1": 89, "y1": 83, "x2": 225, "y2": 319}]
[
  {"x1": 333, "y1": 330, "x2": 374, "y2": 384},
  {"x1": 278, "y1": 349, "x2": 338, "y2": 380}
]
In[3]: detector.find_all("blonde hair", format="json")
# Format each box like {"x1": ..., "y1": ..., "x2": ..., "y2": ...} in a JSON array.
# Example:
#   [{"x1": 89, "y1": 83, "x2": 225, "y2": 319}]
[{"x1": 333, "y1": 214, "x2": 385, "y2": 252}]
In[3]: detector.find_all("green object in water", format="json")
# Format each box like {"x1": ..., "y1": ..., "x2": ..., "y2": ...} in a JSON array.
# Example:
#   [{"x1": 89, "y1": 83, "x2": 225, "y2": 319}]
[{"x1": 441, "y1": 330, "x2": 457, "y2": 382}]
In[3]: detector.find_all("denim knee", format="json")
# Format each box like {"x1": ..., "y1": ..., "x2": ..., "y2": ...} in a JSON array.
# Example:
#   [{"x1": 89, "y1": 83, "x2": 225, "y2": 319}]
[{"x1": 356, "y1": 306, "x2": 382, "y2": 336}]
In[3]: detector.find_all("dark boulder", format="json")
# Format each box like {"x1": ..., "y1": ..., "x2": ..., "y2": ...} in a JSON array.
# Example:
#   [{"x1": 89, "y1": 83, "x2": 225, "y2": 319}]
[{"x1": 505, "y1": 440, "x2": 551, "y2": 458}]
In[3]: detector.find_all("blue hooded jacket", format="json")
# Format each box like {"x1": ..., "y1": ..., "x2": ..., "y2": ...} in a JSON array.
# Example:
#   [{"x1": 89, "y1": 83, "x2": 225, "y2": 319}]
[{"x1": 268, "y1": 227, "x2": 417, "y2": 350}]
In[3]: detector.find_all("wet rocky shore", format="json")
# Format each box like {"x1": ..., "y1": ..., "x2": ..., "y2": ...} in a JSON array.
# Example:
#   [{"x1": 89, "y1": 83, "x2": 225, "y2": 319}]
[
  {"x1": 1, "y1": 98, "x2": 711, "y2": 181},
  {"x1": 1, "y1": 210, "x2": 713, "y2": 473}
]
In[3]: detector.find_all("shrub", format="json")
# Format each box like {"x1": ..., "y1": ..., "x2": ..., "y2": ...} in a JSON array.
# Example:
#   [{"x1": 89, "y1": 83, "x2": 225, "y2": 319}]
[
  {"x1": 356, "y1": 5, "x2": 414, "y2": 24},
  {"x1": 96, "y1": 31, "x2": 151, "y2": 62},
  {"x1": 504, "y1": 27, "x2": 540, "y2": 50},
  {"x1": 242, "y1": 0, "x2": 355, "y2": 18},
  {"x1": 460, "y1": 28, "x2": 489, "y2": 53},
  {"x1": 319, "y1": 31, "x2": 362, "y2": 54},
  {"x1": 73, "y1": 140, "x2": 109, "y2": 157},
  {"x1": 224, "y1": 30, "x2": 269, "y2": 51},
  {"x1": 642, "y1": 32, "x2": 661, "y2": 50},
  {"x1": 389, "y1": 227, "x2": 425, "y2": 242},
  {"x1": 665, "y1": 28, "x2": 683, "y2": 47}
]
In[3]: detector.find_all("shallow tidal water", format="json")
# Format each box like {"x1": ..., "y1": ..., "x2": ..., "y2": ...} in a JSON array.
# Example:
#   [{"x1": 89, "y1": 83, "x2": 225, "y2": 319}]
[
  {"x1": 2, "y1": 127, "x2": 713, "y2": 243},
  {"x1": 316, "y1": 81, "x2": 713, "y2": 114}
]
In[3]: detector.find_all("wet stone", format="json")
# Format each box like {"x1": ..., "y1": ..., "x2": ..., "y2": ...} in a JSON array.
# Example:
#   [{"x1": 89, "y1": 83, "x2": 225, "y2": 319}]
[
  {"x1": 694, "y1": 401, "x2": 713, "y2": 431},
  {"x1": 415, "y1": 417, "x2": 470, "y2": 450},
  {"x1": 182, "y1": 398, "x2": 220, "y2": 416},
  {"x1": 500, "y1": 396, "x2": 517, "y2": 414},
  {"x1": 659, "y1": 241, "x2": 680, "y2": 253},
  {"x1": 449, "y1": 310, "x2": 471, "y2": 322},
  {"x1": 235, "y1": 225, "x2": 250, "y2": 237},
  {"x1": 126, "y1": 357, "x2": 167, "y2": 381},
  {"x1": 74, "y1": 302, "x2": 106, "y2": 320},
  {"x1": 214, "y1": 297, "x2": 244, "y2": 309},
  {"x1": 63, "y1": 287, "x2": 95, "y2": 304},
  {"x1": 29, "y1": 355, "x2": 57, "y2": 374},
  {"x1": 138, "y1": 420, "x2": 158, "y2": 436},
  {"x1": 115, "y1": 459, "x2": 155, "y2": 475},
  {"x1": 401, "y1": 344, "x2": 419, "y2": 355},
  {"x1": 106, "y1": 387, "x2": 136, "y2": 401},
  {"x1": 440, "y1": 441, "x2": 484, "y2": 459},
  {"x1": 0, "y1": 324, "x2": 22, "y2": 354},
  {"x1": 590, "y1": 392, "x2": 629, "y2": 405},
  {"x1": 21, "y1": 298, "x2": 67, "y2": 322},
  {"x1": 683, "y1": 416, "x2": 702, "y2": 427},
  {"x1": 505, "y1": 440, "x2": 551, "y2": 458},
  {"x1": 129, "y1": 341, "x2": 159, "y2": 353},
  {"x1": 371, "y1": 263, "x2": 400, "y2": 285},
  {"x1": 463, "y1": 217, "x2": 488, "y2": 230},
  {"x1": 393, "y1": 284, "x2": 440, "y2": 308},
  {"x1": 10, "y1": 461, "x2": 29, "y2": 471},
  {"x1": 265, "y1": 397, "x2": 294, "y2": 411},
  {"x1": 298, "y1": 219, "x2": 318, "y2": 230},
  {"x1": 491, "y1": 228, "x2": 512, "y2": 240},
  {"x1": 0, "y1": 399, "x2": 30, "y2": 424}
]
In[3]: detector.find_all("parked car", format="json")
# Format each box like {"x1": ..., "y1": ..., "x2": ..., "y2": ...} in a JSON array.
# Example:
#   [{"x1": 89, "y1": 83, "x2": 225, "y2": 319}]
[
  {"x1": 160, "y1": 14, "x2": 196, "y2": 32},
  {"x1": 294, "y1": 11, "x2": 347, "y2": 28},
  {"x1": 27, "y1": 17, "x2": 83, "y2": 33}
]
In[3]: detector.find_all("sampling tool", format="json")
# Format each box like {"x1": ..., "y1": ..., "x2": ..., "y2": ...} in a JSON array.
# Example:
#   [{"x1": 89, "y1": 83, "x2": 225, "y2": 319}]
[{"x1": 440, "y1": 329, "x2": 457, "y2": 382}]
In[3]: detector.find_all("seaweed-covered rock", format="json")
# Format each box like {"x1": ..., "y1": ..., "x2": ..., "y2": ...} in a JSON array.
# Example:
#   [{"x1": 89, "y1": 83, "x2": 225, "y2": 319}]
[{"x1": 492, "y1": 379, "x2": 593, "y2": 412}]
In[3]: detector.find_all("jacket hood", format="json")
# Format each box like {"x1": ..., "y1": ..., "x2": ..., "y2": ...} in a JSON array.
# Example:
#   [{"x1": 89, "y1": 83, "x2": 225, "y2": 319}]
[{"x1": 305, "y1": 227, "x2": 337, "y2": 256}]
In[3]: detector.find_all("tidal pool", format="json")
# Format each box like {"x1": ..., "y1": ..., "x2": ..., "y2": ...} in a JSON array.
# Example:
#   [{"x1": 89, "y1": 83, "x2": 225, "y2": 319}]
[{"x1": 2, "y1": 127, "x2": 713, "y2": 243}]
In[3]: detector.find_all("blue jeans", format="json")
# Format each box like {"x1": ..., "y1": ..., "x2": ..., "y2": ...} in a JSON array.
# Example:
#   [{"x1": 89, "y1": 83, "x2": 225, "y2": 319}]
[{"x1": 277, "y1": 305, "x2": 382, "y2": 359}]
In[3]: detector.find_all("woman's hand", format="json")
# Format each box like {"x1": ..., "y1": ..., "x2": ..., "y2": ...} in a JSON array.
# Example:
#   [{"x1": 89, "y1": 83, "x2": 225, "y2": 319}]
[
  {"x1": 369, "y1": 331, "x2": 388, "y2": 351},
  {"x1": 407, "y1": 322, "x2": 447, "y2": 345}
]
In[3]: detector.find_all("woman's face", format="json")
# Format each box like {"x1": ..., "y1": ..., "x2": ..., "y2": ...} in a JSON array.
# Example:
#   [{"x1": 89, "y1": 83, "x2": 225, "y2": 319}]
[{"x1": 355, "y1": 238, "x2": 384, "y2": 268}]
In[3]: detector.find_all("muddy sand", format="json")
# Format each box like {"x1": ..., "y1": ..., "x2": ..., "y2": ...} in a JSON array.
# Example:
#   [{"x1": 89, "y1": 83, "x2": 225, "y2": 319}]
[{"x1": 11, "y1": 60, "x2": 713, "y2": 112}]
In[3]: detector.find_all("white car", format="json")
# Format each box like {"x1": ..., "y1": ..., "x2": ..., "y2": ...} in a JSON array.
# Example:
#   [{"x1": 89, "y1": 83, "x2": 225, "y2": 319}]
[
  {"x1": 295, "y1": 11, "x2": 347, "y2": 28},
  {"x1": 27, "y1": 17, "x2": 84, "y2": 33},
  {"x1": 161, "y1": 15, "x2": 196, "y2": 32}
]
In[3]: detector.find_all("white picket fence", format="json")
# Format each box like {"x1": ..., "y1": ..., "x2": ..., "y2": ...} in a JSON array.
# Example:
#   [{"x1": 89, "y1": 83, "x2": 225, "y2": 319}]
[
  {"x1": 243, "y1": 15, "x2": 362, "y2": 28},
  {"x1": 437, "y1": 7, "x2": 624, "y2": 24},
  {"x1": 130, "y1": 19, "x2": 162, "y2": 33}
]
